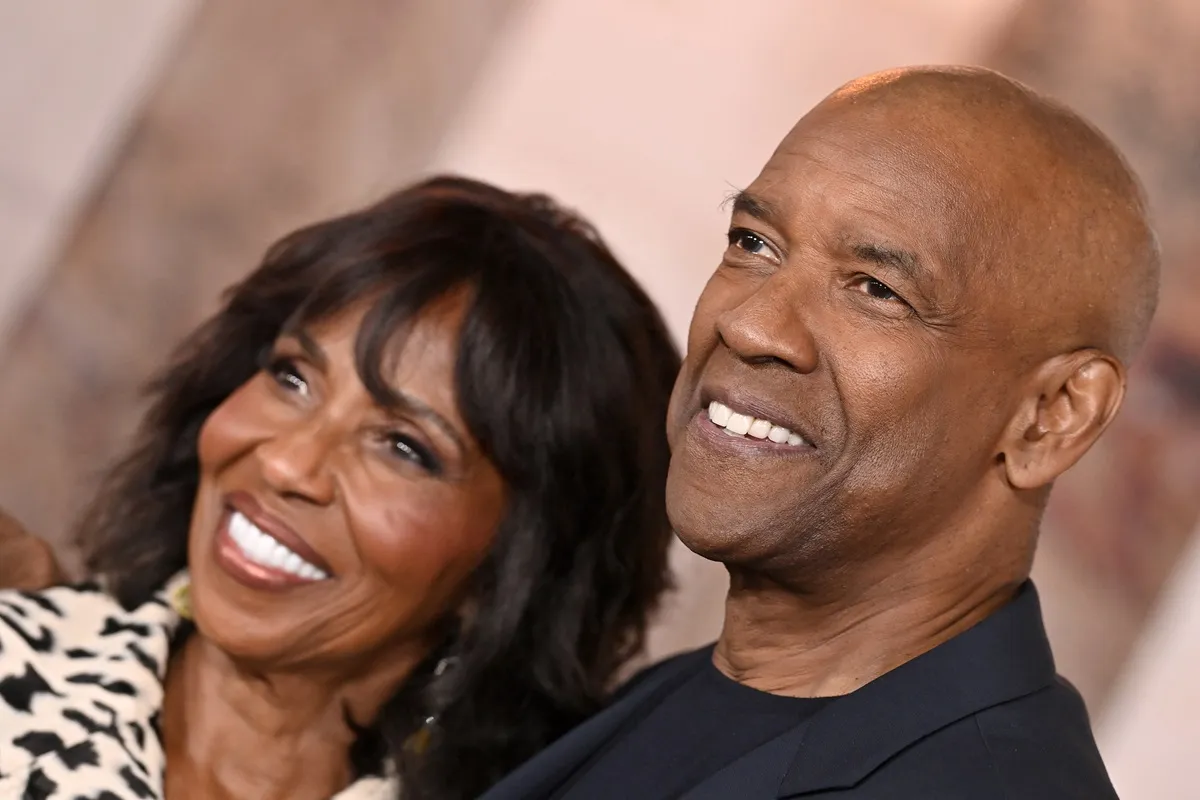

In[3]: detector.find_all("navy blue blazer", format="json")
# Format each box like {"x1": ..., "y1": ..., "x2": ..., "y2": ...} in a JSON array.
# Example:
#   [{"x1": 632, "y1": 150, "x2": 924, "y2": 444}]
[{"x1": 481, "y1": 583, "x2": 1118, "y2": 799}]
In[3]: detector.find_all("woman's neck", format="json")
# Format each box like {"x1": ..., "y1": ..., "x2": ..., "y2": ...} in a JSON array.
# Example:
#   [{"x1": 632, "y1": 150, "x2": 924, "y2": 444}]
[{"x1": 160, "y1": 633, "x2": 421, "y2": 800}]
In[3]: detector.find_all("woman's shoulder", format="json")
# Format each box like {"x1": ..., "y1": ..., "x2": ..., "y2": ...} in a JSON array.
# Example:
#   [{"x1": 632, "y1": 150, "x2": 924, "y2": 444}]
[
  {"x1": 0, "y1": 578, "x2": 183, "y2": 707},
  {"x1": 0, "y1": 579, "x2": 184, "y2": 799},
  {"x1": 0, "y1": 578, "x2": 182, "y2": 660}
]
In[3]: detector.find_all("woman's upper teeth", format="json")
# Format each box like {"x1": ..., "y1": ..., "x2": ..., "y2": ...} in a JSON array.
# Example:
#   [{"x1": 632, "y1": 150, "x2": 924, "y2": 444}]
[
  {"x1": 707, "y1": 401, "x2": 806, "y2": 446},
  {"x1": 228, "y1": 511, "x2": 328, "y2": 581}
]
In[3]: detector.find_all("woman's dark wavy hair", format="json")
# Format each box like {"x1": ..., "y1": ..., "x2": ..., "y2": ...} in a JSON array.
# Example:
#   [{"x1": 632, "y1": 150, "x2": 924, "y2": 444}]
[{"x1": 77, "y1": 175, "x2": 680, "y2": 799}]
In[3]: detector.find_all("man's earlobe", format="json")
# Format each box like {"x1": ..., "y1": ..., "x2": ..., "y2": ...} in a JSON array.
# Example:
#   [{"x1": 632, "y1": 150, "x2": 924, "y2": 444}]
[{"x1": 1000, "y1": 351, "x2": 1125, "y2": 490}]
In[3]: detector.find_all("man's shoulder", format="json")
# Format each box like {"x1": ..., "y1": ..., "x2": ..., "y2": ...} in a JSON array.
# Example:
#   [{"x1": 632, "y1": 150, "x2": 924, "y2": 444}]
[
  {"x1": 969, "y1": 677, "x2": 1117, "y2": 798},
  {"x1": 893, "y1": 677, "x2": 1118, "y2": 800}
]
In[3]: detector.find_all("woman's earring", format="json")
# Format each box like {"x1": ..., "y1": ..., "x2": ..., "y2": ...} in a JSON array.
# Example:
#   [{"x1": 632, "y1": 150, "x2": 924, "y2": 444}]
[
  {"x1": 407, "y1": 715, "x2": 437, "y2": 754},
  {"x1": 168, "y1": 576, "x2": 193, "y2": 620},
  {"x1": 405, "y1": 656, "x2": 459, "y2": 754}
]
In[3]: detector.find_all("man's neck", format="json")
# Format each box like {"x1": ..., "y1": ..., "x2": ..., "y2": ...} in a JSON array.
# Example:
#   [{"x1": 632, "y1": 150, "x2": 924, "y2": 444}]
[
  {"x1": 713, "y1": 567, "x2": 1023, "y2": 698},
  {"x1": 160, "y1": 633, "x2": 422, "y2": 800}
]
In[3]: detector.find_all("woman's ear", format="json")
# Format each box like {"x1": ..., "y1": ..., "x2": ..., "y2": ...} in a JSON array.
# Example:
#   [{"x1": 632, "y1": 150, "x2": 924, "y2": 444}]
[
  {"x1": 0, "y1": 509, "x2": 64, "y2": 590},
  {"x1": 999, "y1": 350, "x2": 1126, "y2": 490}
]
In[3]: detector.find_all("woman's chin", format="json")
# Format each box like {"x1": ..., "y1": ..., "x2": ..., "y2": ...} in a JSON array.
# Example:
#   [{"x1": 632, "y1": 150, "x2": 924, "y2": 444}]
[
  {"x1": 190, "y1": 601, "x2": 305, "y2": 668},
  {"x1": 185, "y1": 571, "x2": 317, "y2": 667}
]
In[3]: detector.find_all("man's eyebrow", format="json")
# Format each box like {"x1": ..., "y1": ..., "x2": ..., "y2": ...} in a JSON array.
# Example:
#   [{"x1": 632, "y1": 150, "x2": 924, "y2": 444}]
[
  {"x1": 725, "y1": 190, "x2": 783, "y2": 226},
  {"x1": 851, "y1": 242, "x2": 927, "y2": 282}
]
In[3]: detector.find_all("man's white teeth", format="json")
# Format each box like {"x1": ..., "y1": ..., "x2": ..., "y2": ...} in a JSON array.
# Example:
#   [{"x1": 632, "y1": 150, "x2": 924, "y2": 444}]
[
  {"x1": 767, "y1": 426, "x2": 790, "y2": 444},
  {"x1": 726, "y1": 413, "x2": 752, "y2": 436},
  {"x1": 707, "y1": 401, "x2": 806, "y2": 447},
  {"x1": 709, "y1": 402, "x2": 732, "y2": 427},
  {"x1": 228, "y1": 511, "x2": 328, "y2": 581}
]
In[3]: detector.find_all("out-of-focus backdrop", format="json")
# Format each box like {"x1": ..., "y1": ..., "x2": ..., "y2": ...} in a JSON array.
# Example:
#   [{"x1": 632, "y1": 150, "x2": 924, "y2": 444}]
[{"x1": 0, "y1": 2, "x2": 1196, "y2": 796}]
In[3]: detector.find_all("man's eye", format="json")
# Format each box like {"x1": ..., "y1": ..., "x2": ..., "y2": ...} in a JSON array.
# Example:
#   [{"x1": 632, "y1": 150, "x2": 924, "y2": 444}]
[
  {"x1": 266, "y1": 357, "x2": 309, "y2": 396},
  {"x1": 727, "y1": 228, "x2": 771, "y2": 256},
  {"x1": 862, "y1": 278, "x2": 899, "y2": 302}
]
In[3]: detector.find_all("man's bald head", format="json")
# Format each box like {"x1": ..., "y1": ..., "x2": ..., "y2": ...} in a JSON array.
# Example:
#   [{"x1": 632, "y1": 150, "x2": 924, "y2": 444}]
[
  {"x1": 804, "y1": 65, "x2": 1159, "y2": 364},
  {"x1": 667, "y1": 65, "x2": 1156, "y2": 589}
]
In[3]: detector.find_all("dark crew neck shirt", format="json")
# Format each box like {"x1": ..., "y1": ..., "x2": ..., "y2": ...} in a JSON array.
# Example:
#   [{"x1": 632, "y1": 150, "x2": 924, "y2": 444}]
[{"x1": 554, "y1": 656, "x2": 832, "y2": 800}]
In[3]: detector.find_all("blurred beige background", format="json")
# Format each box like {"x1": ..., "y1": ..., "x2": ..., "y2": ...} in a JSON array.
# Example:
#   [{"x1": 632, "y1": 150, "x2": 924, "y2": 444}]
[{"x1": 0, "y1": 2, "x2": 1197, "y2": 797}]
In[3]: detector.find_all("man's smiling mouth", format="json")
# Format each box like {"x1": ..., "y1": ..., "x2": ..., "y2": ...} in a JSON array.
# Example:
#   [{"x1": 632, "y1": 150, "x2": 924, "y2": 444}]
[{"x1": 706, "y1": 401, "x2": 809, "y2": 447}]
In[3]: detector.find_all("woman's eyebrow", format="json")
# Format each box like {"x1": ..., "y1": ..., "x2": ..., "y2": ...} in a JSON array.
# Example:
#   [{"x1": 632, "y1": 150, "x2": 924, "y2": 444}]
[
  {"x1": 279, "y1": 326, "x2": 329, "y2": 371},
  {"x1": 387, "y1": 390, "x2": 466, "y2": 456}
]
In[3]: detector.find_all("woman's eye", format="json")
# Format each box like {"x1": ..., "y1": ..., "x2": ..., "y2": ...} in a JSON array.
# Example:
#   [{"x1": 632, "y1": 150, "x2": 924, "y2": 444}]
[
  {"x1": 266, "y1": 357, "x2": 309, "y2": 396},
  {"x1": 726, "y1": 228, "x2": 776, "y2": 260},
  {"x1": 388, "y1": 433, "x2": 443, "y2": 475}
]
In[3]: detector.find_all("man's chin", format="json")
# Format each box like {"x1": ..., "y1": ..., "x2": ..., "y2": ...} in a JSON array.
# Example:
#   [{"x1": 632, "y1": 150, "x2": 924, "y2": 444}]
[
  {"x1": 668, "y1": 498, "x2": 774, "y2": 567},
  {"x1": 674, "y1": 528, "x2": 741, "y2": 564}
]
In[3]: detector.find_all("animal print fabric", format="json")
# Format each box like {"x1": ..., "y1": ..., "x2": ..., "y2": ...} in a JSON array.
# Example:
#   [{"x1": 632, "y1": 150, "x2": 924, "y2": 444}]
[{"x1": 0, "y1": 577, "x2": 395, "y2": 799}]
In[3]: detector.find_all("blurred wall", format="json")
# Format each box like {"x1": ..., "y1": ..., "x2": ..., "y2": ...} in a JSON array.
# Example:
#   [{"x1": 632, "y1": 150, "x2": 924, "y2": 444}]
[
  {"x1": 0, "y1": 0, "x2": 195, "y2": 344},
  {"x1": 0, "y1": 0, "x2": 522, "y2": 574},
  {"x1": 0, "y1": 2, "x2": 1196, "y2": 797},
  {"x1": 1101, "y1": 521, "x2": 1200, "y2": 799}
]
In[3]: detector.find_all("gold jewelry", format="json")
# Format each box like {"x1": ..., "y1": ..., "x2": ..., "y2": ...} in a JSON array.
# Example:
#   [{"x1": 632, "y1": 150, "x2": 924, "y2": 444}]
[
  {"x1": 403, "y1": 657, "x2": 456, "y2": 753},
  {"x1": 406, "y1": 716, "x2": 436, "y2": 754},
  {"x1": 169, "y1": 579, "x2": 193, "y2": 621}
]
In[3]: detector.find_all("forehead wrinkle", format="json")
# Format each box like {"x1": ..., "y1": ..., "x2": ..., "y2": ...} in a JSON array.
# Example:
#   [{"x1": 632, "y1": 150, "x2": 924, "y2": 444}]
[
  {"x1": 792, "y1": 66, "x2": 1157, "y2": 363},
  {"x1": 753, "y1": 147, "x2": 1018, "y2": 346},
  {"x1": 784, "y1": 123, "x2": 979, "y2": 226},
  {"x1": 752, "y1": 149, "x2": 970, "y2": 291}
]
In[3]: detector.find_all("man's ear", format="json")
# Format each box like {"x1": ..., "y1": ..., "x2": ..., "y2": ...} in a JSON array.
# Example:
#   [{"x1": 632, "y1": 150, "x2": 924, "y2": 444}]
[{"x1": 1000, "y1": 350, "x2": 1126, "y2": 490}]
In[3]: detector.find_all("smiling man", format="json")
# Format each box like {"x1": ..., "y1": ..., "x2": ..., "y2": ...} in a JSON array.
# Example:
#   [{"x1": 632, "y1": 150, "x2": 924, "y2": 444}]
[{"x1": 483, "y1": 66, "x2": 1157, "y2": 800}]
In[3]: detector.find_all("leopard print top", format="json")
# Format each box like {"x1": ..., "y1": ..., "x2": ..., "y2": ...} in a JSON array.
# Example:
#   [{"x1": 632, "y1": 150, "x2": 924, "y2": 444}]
[{"x1": 0, "y1": 577, "x2": 396, "y2": 799}]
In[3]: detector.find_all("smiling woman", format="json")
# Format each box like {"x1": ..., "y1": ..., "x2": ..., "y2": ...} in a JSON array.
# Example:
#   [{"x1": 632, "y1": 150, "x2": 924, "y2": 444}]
[{"x1": 0, "y1": 176, "x2": 680, "y2": 800}]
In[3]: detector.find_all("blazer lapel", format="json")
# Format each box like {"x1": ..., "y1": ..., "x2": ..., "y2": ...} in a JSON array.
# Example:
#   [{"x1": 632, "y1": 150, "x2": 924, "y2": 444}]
[
  {"x1": 775, "y1": 582, "x2": 1057, "y2": 797},
  {"x1": 480, "y1": 649, "x2": 709, "y2": 800}
]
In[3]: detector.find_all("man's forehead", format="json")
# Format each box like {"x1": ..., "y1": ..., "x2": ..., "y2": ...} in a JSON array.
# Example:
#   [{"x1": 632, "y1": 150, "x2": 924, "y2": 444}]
[
  {"x1": 743, "y1": 120, "x2": 987, "y2": 265},
  {"x1": 768, "y1": 105, "x2": 984, "y2": 212},
  {"x1": 728, "y1": 68, "x2": 1157, "y2": 363}
]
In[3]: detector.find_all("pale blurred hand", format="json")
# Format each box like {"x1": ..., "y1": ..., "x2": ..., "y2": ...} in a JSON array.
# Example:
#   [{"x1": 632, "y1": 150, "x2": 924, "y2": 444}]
[{"x1": 0, "y1": 508, "x2": 62, "y2": 590}]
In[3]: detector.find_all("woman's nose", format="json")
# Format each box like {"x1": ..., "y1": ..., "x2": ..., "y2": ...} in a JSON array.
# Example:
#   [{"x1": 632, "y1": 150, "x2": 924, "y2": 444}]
[{"x1": 254, "y1": 423, "x2": 338, "y2": 505}]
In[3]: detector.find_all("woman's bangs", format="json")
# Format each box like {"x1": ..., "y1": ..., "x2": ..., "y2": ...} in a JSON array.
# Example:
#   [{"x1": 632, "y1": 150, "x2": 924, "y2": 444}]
[{"x1": 279, "y1": 253, "x2": 477, "y2": 410}]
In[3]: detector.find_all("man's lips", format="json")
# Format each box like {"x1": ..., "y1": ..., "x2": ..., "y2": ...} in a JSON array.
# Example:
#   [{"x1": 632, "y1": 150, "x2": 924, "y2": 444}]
[{"x1": 698, "y1": 387, "x2": 816, "y2": 450}]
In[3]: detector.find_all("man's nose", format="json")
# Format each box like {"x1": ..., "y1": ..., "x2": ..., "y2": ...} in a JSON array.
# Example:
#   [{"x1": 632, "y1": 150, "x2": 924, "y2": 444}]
[
  {"x1": 254, "y1": 421, "x2": 338, "y2": 505},
  {"x1": 715, "y1": 276, "x2": 819, "y2": 373}
]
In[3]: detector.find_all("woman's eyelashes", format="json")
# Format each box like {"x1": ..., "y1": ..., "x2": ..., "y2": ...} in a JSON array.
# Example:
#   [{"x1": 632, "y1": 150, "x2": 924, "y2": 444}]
[
  {"x1": 384, "y1": 431, "x2": 443, "y2": 475},
  {"x1": 259, "y1": 343, "x2": 450, "y2": 475},
  {"x1": 265, "y1": 355, "x2": 311, "y2": 397}
]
